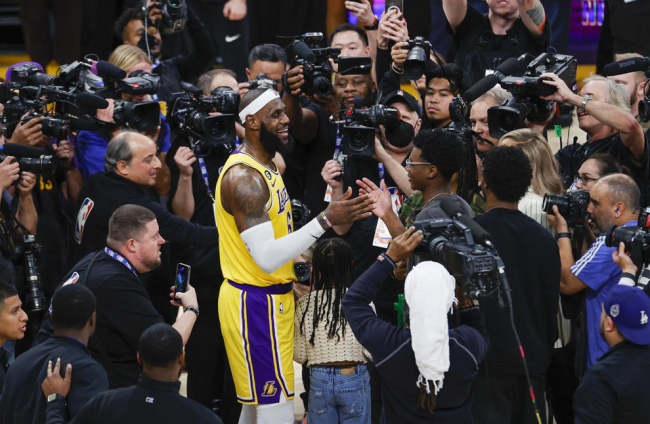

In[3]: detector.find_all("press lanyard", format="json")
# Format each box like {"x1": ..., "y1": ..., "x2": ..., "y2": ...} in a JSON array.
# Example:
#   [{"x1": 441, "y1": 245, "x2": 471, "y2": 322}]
[
  {"x1": 194, "y1": 145, "x2": 215, "y2": 204},
  {"x1": 333, "y1": 130, "x2": 343, "y2": 161},
  {"x1": 104, "y1": 247, "x2": 137, "y2": 276},
  {"x1": 378, "y1": 162, "x2": 385, "y2": 180}
]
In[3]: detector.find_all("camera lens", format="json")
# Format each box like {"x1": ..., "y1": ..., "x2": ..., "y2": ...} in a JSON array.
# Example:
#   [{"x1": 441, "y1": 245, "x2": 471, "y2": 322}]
[
  {"x1": 294, "y1": 262, "x2": 311, "y2": 284},
  {"x1": 542, "y1": 193, "x2": 570, "y2": 215},
  {"x1": 41, "y1": 117, "x2": 70, "y2": 140},
  {"x1": 404, "y1": 47, "x2": 427, "y2": 80},
  {"x1": 313, "y1": 76, "x2": 332, "y2": 98}
]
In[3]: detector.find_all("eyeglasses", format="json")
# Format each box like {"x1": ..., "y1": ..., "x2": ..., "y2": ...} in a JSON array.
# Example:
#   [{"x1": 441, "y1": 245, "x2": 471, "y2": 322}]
[
  {"x1": 405, "y1": 158, "x2": 432, "y2": 170},
  {"x1": 574, "y1": 174, "x2": 598, "y2": 186}
]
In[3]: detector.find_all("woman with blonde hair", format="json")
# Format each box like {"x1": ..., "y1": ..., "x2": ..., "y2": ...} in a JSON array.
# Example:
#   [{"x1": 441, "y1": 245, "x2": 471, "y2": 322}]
[{"x1": 499, "y1": 129, "x2": 564, "y2": 231}]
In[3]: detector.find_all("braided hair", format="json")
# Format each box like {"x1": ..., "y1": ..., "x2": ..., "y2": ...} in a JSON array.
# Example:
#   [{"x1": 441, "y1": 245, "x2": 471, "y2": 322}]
[
  {"x1": 455, "y1": 133, "x2": 480, "y2": 204},
  {"x1": 299, "y1": 238, "x2": 354, "y2": 345}
]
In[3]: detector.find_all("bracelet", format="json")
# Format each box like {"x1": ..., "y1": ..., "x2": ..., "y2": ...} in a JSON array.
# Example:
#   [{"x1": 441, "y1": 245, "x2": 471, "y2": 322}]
[
  {"x1": 320, "y1": 212, "x2": 332, "y2": 228},
  {"x1": 362, "y1": 16, "x2": 379, "y2": 30},
  {"x1": 556, "y1": 232, "x2": 571, "y2": 240},
  {"x1": 391, "y1": 62, "x2": 404, "y2": 75},
  {"x1": 184, "y1": 305, "x2": 199, "y2": 317}
]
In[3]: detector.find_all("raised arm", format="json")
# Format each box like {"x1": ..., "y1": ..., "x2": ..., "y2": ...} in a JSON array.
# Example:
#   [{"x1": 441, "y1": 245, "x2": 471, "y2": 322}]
[
  {"x1": 518, "y1": 0, "x2": 546, "y2": 38},
  {"x1": 442, "y1": 0, "x2": 468, "y2": 32},
  {"x1": 541, "y1": 73, "x2": 646, "y2": 161},
  {"x1": 282, "y1": 65, "x2": 320, "y2": 143},
  {"x1": 170, "y1": 146, "x2": 197, "y2": 220},
  {"x1": 222, "y1": 164, "x2": 374, "y2": 273}
]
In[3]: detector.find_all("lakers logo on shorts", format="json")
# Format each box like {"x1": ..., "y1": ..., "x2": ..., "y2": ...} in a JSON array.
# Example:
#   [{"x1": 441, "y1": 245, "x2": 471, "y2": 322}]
[{"x1": 261, "y1": 381, "x2": 277, "y2": 397}]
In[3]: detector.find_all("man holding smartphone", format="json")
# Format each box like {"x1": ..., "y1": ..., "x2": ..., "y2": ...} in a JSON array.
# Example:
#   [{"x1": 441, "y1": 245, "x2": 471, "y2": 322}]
[{"x1": 38, "y1": 205, "x2": 200, "y2": 389}]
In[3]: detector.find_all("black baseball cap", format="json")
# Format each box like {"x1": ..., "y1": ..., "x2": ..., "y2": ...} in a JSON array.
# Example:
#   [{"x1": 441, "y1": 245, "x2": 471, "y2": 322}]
[{"x1": 380, "y1": 90, "x2": 423, "y2": 118}]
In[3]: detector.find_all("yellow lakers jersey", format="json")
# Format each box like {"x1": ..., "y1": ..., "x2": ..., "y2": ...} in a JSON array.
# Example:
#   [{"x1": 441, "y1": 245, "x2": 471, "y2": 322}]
[{"x1": 215, "y1": 150, "x2": 296, "y2": 286}]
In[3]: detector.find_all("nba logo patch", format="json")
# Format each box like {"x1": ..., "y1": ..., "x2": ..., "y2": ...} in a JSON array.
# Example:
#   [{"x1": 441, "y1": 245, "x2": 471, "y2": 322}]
[
  {"x1": 74, "y1": 198, "x2": 95, "y2": 244},
  {"x1": 279, "y1": 302, "x2": 284, "y2": 314},
  {"x1": 264, "y1": 170, "x2": 272, "y2": 180},
  {"x1": 62, "y1": 272, "x2": 80, "y2": 287}
]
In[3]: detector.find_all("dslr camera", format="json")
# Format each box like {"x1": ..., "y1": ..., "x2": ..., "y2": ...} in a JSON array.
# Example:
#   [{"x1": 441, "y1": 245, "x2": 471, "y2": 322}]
[
  {"x1": 403, "y1": 36, "x2": 433, "y2": 80},
  {"x1": 290, "y1": 32, "x2": 340, "y2": 98},
  {"x1": 605, "y1": 208, "x2": 650, "y2": 269},
  {"x1": 168, "y1": 82, "x2": 239, "y2": 150},
  {"x1": 488, "y1": 52, "x2": 577, "y2": 138},
  {"x1": 157, "y1": 0, "x2": 187, "y2": 34},
  {"x1": 412, "y1": 218, "x2": 503, "y2": 299},
  {"x1": 336, "y1": 104, "x2": 399, "y2": 157},
  {"x1": 247, "y1": 73, "x2": 278, "y2": 91},
  {"x1": 542, "y1": 189, "x2": 590, "y2": 228},
  {"x1": 14, "y1": 234, "x2": 46, "y2": 312}
]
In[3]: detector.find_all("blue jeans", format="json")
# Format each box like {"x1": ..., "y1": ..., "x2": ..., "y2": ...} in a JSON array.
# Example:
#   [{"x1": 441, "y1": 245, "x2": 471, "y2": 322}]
[{"x1": 308, "y1": 364, "x2": 371, "y2": 424}]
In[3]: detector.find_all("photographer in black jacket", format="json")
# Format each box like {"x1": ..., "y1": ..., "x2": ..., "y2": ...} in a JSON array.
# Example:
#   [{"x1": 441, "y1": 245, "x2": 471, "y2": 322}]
[{"x1": 115, "y1": 2, "x2": 217, "y2": 104}]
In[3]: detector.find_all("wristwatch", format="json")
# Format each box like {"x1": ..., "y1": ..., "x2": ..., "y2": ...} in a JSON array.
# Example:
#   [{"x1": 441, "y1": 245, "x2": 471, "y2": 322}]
[
  {"x1": 47, "y1": 393, "x2": 65, "y2": 403},
  {"x1": 579, "y1": 95, "x2": 594, "y2": 113},
  {"x1": 184, "y1": 305, "x2": 199, "y2": 317}
]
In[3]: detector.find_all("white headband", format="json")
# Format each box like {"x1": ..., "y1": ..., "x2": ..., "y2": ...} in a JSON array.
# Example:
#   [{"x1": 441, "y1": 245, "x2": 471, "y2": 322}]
[{"x1": 239, "y1": 89, "x2": 280, "y2": 123}]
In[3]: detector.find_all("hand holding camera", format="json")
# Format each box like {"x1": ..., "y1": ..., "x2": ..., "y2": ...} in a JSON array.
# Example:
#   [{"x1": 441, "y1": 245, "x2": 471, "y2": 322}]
[
  {"x1": 613, "y1": 242, "x2": 639, "y2": 275},
  {"x1": 321, "y1": 160, "x2": 342, "y2": 189},
  {"x1": 386, "y1": 226, "x2": 423, "y2": 263},
  {"x1": 546, "y1": 204, "x2": 570, "y2": 234},
  {"x1": 11, "y1": 114, "x2": 45, "y2": 147},
  {"x1": 540, "y1": 72, "x2": 579, "y2": 104},
  {"x1": 52, "y1": 139, "x2": 75, "y2": 169},
  {"x1": 284, "y1": 65, "x2": 305, "y2": 97},
  {"x1": 391, "y1": 41, "x2": 409, "y2": 70},
  {"x1": 17, "y1": 171, "x2": 36, "y2": 198},
  {"x1": 0, "y1": 155, "x2": 20, "y2": 188}
]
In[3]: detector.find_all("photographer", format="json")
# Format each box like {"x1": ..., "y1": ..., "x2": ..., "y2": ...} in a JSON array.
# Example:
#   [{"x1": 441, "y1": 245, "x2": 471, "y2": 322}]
[
  {"x1": 472, "y1": 146, "x2": 560, "y2": 424},
  {"x1": 41, "y1": 205, "x2": 200, "y2": 389},
  {"x1": 548, "y1": 173, "x2": 640, "y2": 371},
  {"x1": 342, "y1": 228, "x2": 488, "y2": 422},
  {"x1": 471, "y1": 87, "x2": 512, "y2": 155},
  {"x1": 572, "y1": 285, "x2": 650, "y2": 424},
  {"x1": 423, "y1": 64, "x2": 469, "y2": 129},
  {"x1": 442, "y1": 0, "x2": 549, "y2": 85},
  {"x1": 115, "y1": 2, "x2": 217, "y2": 104},
  {"x1": 164, "y1": 70, "x2": 240, "y2": 419},
  {"x1": 544, "y1": 74, "x2": 649, "y2": 206},
  {"x1": 607, "y1": 53, "x2": 649, "y2": 129},
  {"x1": 239, "y1": 44, "x2": 288, "y2": 98}
]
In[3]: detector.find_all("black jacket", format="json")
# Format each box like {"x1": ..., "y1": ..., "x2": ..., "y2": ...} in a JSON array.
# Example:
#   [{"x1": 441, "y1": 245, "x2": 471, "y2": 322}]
[
  {"x1": 45, "y1": 374, "x2": 222, "y2": 424},
  {"x1": 0, "y1": 336, "x2": 108, "y2": 424},
  {"x1": 343, "y1": 257, "x2": 488, "y2": 424},
  {"x1": 71, "y1": 172, "x2": 217, "y2": 265},
  {"x1": 574, "y1": 341, "x2": 650, "y2": 424}
]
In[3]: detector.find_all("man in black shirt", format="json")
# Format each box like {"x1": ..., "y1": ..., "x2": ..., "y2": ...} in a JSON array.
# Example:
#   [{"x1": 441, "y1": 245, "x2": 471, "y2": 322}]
[
  {"x1": 71, "y1": 132, "x2": 218, "y2": 265},
  {"x1": 0, "y1": 282, "x2": 28, "y2": 395},
  {"x1": 473, "y1": 147, "x2": 560, "y2": 424},
  {"x1": 573, "y1": 284, "x2": 650, "y2": 423},
  {"x1": 544, "y1": 74, "x2": 649, "y2": 205},
  {"x1": 0, "y1": 284, "x2": 107, "y2": 422},
  {"x1": 43, "y1": 323, "x2": 222, "y2": 424},
  {"x1": 49, "y1": 205, "x2": 200, "y2": 389},
  {"x1": 442, "y1": 0, "x2": 550, "y2": 85}
]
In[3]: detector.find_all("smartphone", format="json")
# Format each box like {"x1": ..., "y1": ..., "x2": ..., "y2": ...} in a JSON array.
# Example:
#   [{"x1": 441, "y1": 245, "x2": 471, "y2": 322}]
[
  {"x1": 174, "y1": 263, "x2": 191, "y2": 303},
  {"x1": 338, "y1": 56, "x2": 373, "y2": 75},
  {"x1": 385, "y1": 0, "x2": 404, "y2": 18}
]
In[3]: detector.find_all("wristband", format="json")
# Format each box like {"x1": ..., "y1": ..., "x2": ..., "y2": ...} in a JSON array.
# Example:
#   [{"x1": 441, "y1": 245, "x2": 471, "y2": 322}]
[
  {"x1": 379, "y1": 252, "x2": 397, "y2": 269},
  {"x1": 362, "y1": 16, "x2": 379, "y2": 30},
  {"x1": 281, "y1": 72, "x2": 299, "y2": 98},
  {"x1": 47, "y1": 393, "x2": 66, "y2": 403},
  {"x1": 320, "y1": 212, "x2": 332, "y2": 228},
  {"x1": 391, "y1": 62, "x2": 404, "y2": 75},
  {"x1": 621, "y1": 272, "x2": 637, "y2": 281},
  {"x1": 184, "y1": 305, "x2": 199, "y2": 317},
  {"x1": 556, "y1": 232, "x2": 571, "y2": 240}
]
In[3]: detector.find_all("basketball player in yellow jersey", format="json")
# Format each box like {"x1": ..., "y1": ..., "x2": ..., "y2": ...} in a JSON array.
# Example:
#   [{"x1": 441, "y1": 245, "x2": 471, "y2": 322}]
[{"x1": 216, "y1": 88, "x2": 374, "y2": 423}]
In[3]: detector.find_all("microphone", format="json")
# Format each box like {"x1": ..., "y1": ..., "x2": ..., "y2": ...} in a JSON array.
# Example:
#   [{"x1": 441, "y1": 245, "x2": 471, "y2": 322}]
[
  {"x1": 68, "y1": 117, "x2": 99, "y2": 131},
  {"x1": 0, "y1": 144, "x2": 47, "y2": 158},
  {"x1": 181, "y1": 81, "x2": 203, "y2": 97},
  {"x1": 440, "y1": 197, "x2": 492, "y2": 245},
  {"x1": 76, "y1": 92, "x2": 109, "y2": 109},
  {"x1": 93, "y1": 60, "x2": 126, "y2": 80},
  {"x1": 293, "y1": 40, "x2": 316, "y2": 62},
  {"x1": 603, "y1": 56, "x2": 650, "y2": 76},
  {"x1": 464, "y1": 57, "x2": 525, "y2": 103}
]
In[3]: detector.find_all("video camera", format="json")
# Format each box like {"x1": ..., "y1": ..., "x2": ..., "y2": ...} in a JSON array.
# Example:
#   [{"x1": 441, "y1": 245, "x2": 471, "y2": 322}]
[
  {"x1": 605, "y1": 208, "x2": 650, "y2": 269},
  {"x1": 403, "y1": 36, "x2": 433, "y2": 80},
  {"x1": 330, "y1": 104, "x2": 399, "y2": 157},
  {"x1": 542, "y1": 189, "x2": 590, "y2": 228},
  {"x1": 290, "y1": 32, "x2": 340, "y2": 98},
  {"x1": 168, "y1": 82, "x2": 239, "y2": 152},
  {"x1": 487, "y1": 52, "x2": 577, "y2": 138},
  {"x1": 412, "y1": 200, "x2": 506, "y2": 300}
]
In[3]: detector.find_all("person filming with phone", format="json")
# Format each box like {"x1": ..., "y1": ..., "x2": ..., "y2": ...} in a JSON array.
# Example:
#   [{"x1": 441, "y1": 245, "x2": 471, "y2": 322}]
[{"x1": 35, "y1": 204, "x2": 200, "y2": 389}]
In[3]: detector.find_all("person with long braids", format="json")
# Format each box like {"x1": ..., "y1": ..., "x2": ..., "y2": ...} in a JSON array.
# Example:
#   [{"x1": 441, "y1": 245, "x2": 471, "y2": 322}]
[{"x1": 293, "y1": 238, "x2": 371, "y2": 424}]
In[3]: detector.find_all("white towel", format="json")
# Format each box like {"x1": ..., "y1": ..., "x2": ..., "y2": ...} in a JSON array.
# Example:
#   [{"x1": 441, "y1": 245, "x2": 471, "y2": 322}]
[{"x1": 405, "y1": 261, "x2": 457, "y2": 394}]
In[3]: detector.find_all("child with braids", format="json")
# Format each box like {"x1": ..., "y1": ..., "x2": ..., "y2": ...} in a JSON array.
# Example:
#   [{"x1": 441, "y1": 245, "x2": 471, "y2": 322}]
[{"x1": 294, "y1": 238, "x2": 371, "y2": 424}]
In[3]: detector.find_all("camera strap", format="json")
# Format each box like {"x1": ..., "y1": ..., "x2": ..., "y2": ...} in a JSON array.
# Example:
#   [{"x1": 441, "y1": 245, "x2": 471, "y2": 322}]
[
  {"x1": 325, "y1": 130, "x2": 345, "y2": 203},
  {"x1": 197, "y1": 157, "x2": 215, "y2": 204},
  {"x1": 104, "y1": 247, "x2": 137, "y2": 276}
]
